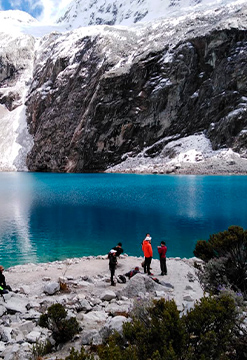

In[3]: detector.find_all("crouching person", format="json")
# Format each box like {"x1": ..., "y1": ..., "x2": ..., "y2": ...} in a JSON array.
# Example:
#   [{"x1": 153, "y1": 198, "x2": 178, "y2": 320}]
[{"x1": 0, "y1": 265, "x2": 12, "y2": 296}]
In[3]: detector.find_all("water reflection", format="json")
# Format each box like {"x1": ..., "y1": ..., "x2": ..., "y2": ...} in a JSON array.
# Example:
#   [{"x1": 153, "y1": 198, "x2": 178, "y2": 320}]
[{"x1": 0, "y1": 173, "x2": 37, "y2": 266}]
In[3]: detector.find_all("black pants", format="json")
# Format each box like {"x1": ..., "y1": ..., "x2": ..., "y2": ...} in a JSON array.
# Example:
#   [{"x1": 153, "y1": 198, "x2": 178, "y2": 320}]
[
  {"x1": 144, "y1": 257, "x2": 152, "y2": 275},
  {"x1": 160, "y1": 257, "x2": 167, "y2": 275},
  {"x1": 0, "y1": 289, "x2": 8, "y2": 295},
  {"x1": 109, "y1": 266, "x2": 116, "y2": 284}
]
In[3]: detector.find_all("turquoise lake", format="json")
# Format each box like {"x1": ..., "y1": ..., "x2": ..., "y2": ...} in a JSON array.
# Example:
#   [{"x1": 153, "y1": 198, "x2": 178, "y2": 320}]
[{"x1": 0, "y1": 172, "x2": 246, "y2": 268}]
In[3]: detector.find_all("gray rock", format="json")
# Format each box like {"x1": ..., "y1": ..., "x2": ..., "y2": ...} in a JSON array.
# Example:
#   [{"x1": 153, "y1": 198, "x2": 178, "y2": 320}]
[
  {"x1": 90, "y1": 297, "x2": 102, "y2": 305},
  {"x1": 80, "y1": 329, "x2": 102, "y2": 345},
  {"x1": 42, "y1": 276, "x2": 51, "y2": 281},
  {"x1": 0, "y1": 292, "x2": 11, "y2": 303},
  {"x1": 82, "y1": 311, "x2": 109, "y2": 329},
  {"x1": 25, "y1": 330, "x2": 41, "y2": 343},
  {"x1": 19, "y1": 285, "x2": 31, "y2": 294},
  {"x1": 187, "y1": 272, "x2": 196, "y2": 282},
  {"x1": 0, "y1": 327, "x2": 12, "y2": 343},
  {"x1": 100, "y1": 290, "x2": 116, "y2": 301},
  {"x1": 100, "y1": 316, "x2": 130, "y2": 340},
  {"x1": 121, "y1": 274, "x2": 164, "y2": 298},
  {"x1": 44, "y1": 282, "x2": 60, "y2": 295},
  {"x1": 155, "y1": 290, "x2": 166, "y2": 298},
  {"x1": 0, "y1": 341, "x2": 6, "y2": 351},
  {"x1": 185, "y1": 285, "x2": 194, "y2": 290},
  {"x1": 0, "y1": 305, "x2": 7, "y2": 317},
  {"x1": 4, "y1": 294, "x2": 29, "y2": 313},
  {"x1": 183, "y1": 295, "x2": 194, "y2": 302},
  {"x1": 105, "y1": 302, "x2": 130, "y2": 315},
  {"x1": 77, "y1": 299, "x2": 92, "y2": 312},
  {"x1": 2, "y1": 343, "x2": 20, "y2": 360},
  {"x1": 21, "y1": 309, "x2": 42, "y2": 321},
  {"x1": 18, "y1": 321, "x2": 35, "y2": 335}
]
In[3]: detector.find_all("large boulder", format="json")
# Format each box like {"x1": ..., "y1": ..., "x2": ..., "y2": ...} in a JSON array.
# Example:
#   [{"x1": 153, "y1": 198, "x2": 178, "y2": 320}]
[
  {"x1": 43, "y1": 282, "x2": 60, "y2": 295},
  {"x1": 120, "y1": 273, "x2": 164, "y2": 298},
  {"x1": 81, "y1": 310, "x2": 109, "y2": 329},
  {"x1": 4, "y1": 294, "x2": 29, "y2": 313}
]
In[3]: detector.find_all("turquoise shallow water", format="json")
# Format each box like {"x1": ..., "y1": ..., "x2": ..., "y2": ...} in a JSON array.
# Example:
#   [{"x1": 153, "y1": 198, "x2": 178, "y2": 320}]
[{"x1": 0, "y1": 172, "x2": 246, "y2": 268}]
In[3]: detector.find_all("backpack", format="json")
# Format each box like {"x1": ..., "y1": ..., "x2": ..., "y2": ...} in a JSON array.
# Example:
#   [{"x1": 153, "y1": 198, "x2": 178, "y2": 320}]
[{"x1": 117, "y1": 275, "x2": 126, "y2": 284}]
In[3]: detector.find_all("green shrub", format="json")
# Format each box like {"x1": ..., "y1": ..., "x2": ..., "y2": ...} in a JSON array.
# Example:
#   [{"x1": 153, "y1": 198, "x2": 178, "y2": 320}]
[
  {"x1": 30, "y1": 339, "x2": 53, "y2": 359},
  {"x1": 193, "y1": 240, "x2": 215, "y2": 262},
  {"x1": 47, "y1": 302, "x2": 67, "y2": 322},
  {"x1": 123, "y1": 298, "x2": 185, "y2": 359},
  {"x1": 198, "y1": 257, "x2": 230, "y2": 294},
  {"x1": 55, "y1": 346, "x2": 95, "y2": 360},
  {"x1": 39, "y1": 313, "x2": 49, "y2": 328},
  {"x1": 182, "y1": 294, "x2": 237, "y2": 359},
  {"x1": 39, "y1": 303, "x2": 79, "y2": 344},
  {"x1": 64, "y1": 347, "x2": 94, "y2": 360},
  {"x1": 95, "y1": 294, "x2": 245, "y2": 360},
  {"x1": 194, "y1": 226, "x2": 247, "y2": 298}
]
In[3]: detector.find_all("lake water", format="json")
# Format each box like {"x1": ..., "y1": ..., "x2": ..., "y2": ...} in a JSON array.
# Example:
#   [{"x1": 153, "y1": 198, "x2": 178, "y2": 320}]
[{"x1": 0, "y1": 172, "x2": 246, "y2": 268}]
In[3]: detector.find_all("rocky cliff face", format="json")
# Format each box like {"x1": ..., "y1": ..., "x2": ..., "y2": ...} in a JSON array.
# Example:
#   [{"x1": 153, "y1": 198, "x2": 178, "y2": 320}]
[
  {"x1": 25, "y1": 5, "x2": 247, "y2": 172},
  {"x1": 0, "y1": 31, "x2": 34, "y2": 171}
]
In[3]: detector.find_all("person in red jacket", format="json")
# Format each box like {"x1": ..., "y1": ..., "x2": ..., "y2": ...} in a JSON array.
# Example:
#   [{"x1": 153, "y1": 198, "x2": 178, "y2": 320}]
[
  {"x1": 157, "y1": 241, "x2": 167, "y2": 275},
  {"x1": 142, "y1": 234, "x2": 153, "y2": 275}
]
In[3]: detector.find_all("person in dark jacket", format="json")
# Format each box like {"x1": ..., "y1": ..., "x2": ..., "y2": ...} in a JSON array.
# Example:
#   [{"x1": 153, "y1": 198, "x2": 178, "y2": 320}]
[
  {"x1": 0, "y1": 265, "x2": 12, "y2": 293},
  {"x1": 125, "y1": 266, "x2": 140, "y2": 279},
  {"x1": 108, "y1": 249, "x2": 118, "y2": 286},
  {"x1": 112, "y1": 242, "x2": 123, "y2": 257},
  {"x1": 157, "y1": 241, "x2": 167, "y2": 275}
]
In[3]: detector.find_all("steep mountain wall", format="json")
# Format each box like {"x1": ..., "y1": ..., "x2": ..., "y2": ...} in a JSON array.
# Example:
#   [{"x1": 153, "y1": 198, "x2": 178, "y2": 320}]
[
  {"x1": 0, "y1": 32, "x2": 34, "y2": 171},
  {"x1": 25, "y1": 14, "x2": 247, "y2": 172}
]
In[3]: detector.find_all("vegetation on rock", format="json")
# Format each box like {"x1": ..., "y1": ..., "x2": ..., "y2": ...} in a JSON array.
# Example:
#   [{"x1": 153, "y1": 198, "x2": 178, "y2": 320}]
[
  {"x1": 89, "y1": 294, "x2": 245, "y2": 360},
  {"x1": 194, "y1": 225, "x2": 247, "y2": 298},
  {"x1": 39, "y1": 303, "x2": 80, "y2": 344}
]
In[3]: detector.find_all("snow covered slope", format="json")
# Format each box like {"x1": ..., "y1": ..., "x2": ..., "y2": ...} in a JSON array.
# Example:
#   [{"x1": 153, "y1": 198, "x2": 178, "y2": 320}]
[
  {"x1": 56, "y1": 0, "x2": 247, "y2": 29},
  {"x1": 0, "y1": 27, "x2": 35, "y2": 171}
]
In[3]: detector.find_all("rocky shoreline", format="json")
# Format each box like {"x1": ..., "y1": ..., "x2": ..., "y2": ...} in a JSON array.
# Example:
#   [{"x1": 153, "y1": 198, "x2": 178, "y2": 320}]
[
  {"x1": 106, "y1": 155, "x2": 247, "y2": 176},
  {"x1": 0, "y1": 255, "x2": 204, "y2": 359}
]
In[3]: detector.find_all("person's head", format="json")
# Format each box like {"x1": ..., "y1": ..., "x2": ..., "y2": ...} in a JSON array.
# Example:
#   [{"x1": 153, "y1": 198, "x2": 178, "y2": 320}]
[
  {"x1": 0, "y1": 266, "x2": 4, "y2": 272},
  {"x1": 134, "y1": 267, "x2": 140, "y2": 271},
  {"x1": 161, "y1": 241, "x2": 166, "y2": 246},
  {"x1": 117, "y1": 242, "x2": 122, "y2": 247},
  {"x1": 145, "y1": 234, "x2": 152, "y2": 242}
]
